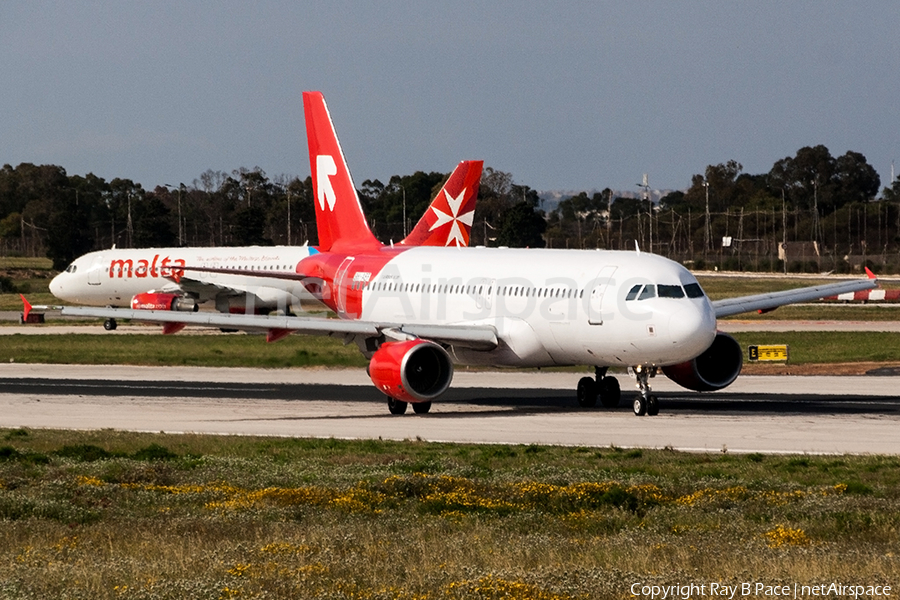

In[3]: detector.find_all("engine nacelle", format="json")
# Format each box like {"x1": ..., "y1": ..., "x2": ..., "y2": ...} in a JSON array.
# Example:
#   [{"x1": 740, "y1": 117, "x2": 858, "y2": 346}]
[
  {"x1": 662, "y1": 332, "x2": 743, "y2": 392},
  {"x1": 368, "y1": 339, "x2": 454, "y2": 403},
  {"x1": 131, "y1": 292, "x2": 198, "y2": 312}
]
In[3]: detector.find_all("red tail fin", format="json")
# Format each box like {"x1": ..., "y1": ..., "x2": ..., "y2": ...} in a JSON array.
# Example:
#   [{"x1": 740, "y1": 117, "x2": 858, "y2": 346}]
[
  {"x1": 303, "y1": 91, "x2": 381, "y2": 252},
  {"x1": 401, "y1": 160, "x2": 483, "y2": 247}
]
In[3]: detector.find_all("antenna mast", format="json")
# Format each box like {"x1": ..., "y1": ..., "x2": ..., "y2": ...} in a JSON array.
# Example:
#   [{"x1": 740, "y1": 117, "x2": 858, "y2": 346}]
[{"x1": 637, "y1": 174, "x2": 651, "y2": 252}]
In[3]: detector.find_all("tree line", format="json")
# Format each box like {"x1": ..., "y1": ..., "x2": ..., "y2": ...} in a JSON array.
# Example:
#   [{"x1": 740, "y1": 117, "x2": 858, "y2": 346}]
[
  {"x1": 0, "y1": 163, "x2": 546, "y2": 270},
  {"x1": 548, "y1": 146, "x2": 898, "y2": 272},
  {"x1": 1, "y1": 144, "x2": 897, "y2": 272}
]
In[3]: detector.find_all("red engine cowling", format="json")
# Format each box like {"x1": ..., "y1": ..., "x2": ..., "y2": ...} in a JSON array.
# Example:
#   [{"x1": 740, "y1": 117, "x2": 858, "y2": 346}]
[
  {"x1": 131, "y1": 292, "x2": 198, "y2": 312},
  {"x1": 368, "y1": 340, "x2": 454, "y2": 403},
  {"x1": 662, "y1": 332, "x2": 743, "y2": 392}
]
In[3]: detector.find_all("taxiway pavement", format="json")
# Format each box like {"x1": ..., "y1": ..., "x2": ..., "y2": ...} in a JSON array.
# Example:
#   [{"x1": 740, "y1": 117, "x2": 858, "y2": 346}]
[{"x1": 1, "y1": 364, "x2": 898, "y2": 455}]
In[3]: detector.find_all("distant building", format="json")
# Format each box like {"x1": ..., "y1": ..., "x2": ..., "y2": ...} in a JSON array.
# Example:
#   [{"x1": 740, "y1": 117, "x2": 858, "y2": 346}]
[{"x1": 779, "y1": 241, "x2": 819, "y2": 264}]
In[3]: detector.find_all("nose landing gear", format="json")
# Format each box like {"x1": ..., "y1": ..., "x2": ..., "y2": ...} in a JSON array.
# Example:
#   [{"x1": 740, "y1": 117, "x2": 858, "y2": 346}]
[{"x1": 630, "y1": 365, "x2": 659, "y2": 416}]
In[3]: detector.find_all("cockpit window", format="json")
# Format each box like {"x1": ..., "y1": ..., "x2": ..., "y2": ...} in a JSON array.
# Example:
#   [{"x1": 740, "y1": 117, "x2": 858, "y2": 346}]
[
  {"x1": 684, "y1": 283, "x2": 705, "y2": 298},
  {"x1": 637, "y1": 284, "x2": 656, "y2": 300},
  {"x1": 657, "y1": 284, "x2": 685, "y2": 299},
  {"x1": 625, "y1": 282, "x2": 705, "y2": 301},
  {"x1": 65, "y1": 264, "x2": 77, "y2": 273}
]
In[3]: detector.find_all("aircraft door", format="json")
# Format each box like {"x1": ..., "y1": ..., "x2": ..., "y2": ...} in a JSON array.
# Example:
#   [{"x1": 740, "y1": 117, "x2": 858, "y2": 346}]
[
  {"x1": 485, "y1": 278, "x2": 495, "y2": 310},
  {"x1": 333, "y1": 257, "x2": 355, "y2": 314},
  {"x1": 587, "y1": 266, "x2": 617, "y2": 325},
  {"x1": 473, "y1": 278, "x2": 495, "y2": 312},
  {"x1": 88, "y1": 255, "x2": 104, "y2": 286}
]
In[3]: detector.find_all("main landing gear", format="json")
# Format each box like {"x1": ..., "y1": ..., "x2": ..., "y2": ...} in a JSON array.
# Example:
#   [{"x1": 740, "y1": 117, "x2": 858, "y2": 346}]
[
  {"x1": 630, "y1": 365, "x2": 659, "y2": 417},
  {"x1": 387, "y1": 398, "x2": 432, "y2": 415},
  {"x1": 103, "y1": 318, "x2": 117, "y2": 331},
  {"x1": 576, "y1": 367, "x2": 622, "y2": 409}
]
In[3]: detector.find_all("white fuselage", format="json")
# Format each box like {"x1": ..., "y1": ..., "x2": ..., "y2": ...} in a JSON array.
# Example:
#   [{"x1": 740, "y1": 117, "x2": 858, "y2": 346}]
[
  {"x1": 342, "y1": 246, "x2": 717, "y2": 369},
  {"x1": 50, "y1": 246, "x2": 317, "y2": 313}
]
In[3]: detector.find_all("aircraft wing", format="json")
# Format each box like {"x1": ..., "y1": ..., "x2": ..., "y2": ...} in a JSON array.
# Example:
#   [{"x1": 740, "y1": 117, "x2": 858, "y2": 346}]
[
  {"x1": 712, "y1": 278, "x2": 878, "y2": 318},
  {"x1": 175, "y1": 272, "x2": 306, "y2": 300},
  {"x1": 59, "y1": 306, "x2": 499, "y2": 350},
  {"x1": 177, "y1": 266, "x2": 308, "y2": 281},
  {"x1": 175, "y1": 274, "x2": 244, "y2": 299}
]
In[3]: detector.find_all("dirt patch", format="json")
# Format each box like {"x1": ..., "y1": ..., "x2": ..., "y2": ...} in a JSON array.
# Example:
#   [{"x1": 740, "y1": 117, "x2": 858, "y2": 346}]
[{"x1": 741, "y1": 361, "x2": 900, "y2": 376}]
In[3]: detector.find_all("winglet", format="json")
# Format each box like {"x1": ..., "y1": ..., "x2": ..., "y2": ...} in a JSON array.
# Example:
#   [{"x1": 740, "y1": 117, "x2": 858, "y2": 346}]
[
  {"x1": 401, "y1": 160, "x2": 483, "y2": 247},
  {"x1": 20, "y1": 294, "x2": 32, "y2": 321},
  {"x1": 865, "y1": 266, "x2": 877, "y2": 279}
]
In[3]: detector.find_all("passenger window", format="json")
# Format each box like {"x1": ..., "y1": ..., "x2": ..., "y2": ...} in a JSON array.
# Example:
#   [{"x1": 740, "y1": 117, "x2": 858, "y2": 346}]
[
  {"x1": 638, "y1": 285, "x2": 656, "y2": 300},
  {"x1": 658, "y1": 284, "x2": 685, "y2": 299},
  {"x1": 684, "y1": 283, "x2": 705, "y2": 298},
  {"x1": 625, "y1": 284, "x2": 642, "y2": 301}
]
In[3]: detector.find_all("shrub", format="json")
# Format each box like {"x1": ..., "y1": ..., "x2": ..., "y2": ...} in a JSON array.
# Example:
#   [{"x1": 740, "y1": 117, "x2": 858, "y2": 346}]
[
  {"x1": 131, "y1": 443, "x2": 178, "y2": 461},
  {"x1": 53, "y1": 444, "x2": 114, "y2": 462}
]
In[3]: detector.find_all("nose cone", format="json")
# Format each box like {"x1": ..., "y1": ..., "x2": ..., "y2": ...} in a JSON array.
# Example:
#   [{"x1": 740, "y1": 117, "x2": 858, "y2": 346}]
[
  {"x1": 49, "y1": 272, "x2": 70, "y2": 301},
  {"x1": 49, "y1": 273, "x2": 63, "y2": 298},
  {"x1": 668, "y1": 301, "x2": 717, "y2": 361}
]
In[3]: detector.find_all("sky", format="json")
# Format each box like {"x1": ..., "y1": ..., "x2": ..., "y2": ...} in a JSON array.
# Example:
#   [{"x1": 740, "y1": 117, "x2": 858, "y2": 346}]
[{"x1": 2, "y1": 2, "x2": 898, "y2": 196}]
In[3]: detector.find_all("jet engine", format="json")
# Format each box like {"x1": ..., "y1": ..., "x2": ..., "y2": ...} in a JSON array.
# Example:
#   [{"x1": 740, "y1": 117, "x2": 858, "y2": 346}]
[
  {"x1": 661, "y1": 332, "x2": 743, "y2": 392},
  {"x1": 368, "y1": 339, "x2": 454, "y2": 403},
  {"x1": 131, "y1": 292, "x2": 198, "y2": 312}
]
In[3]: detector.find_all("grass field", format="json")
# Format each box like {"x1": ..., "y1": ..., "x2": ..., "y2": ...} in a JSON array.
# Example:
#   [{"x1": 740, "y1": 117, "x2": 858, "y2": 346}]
[
  {"x1": 1, "y1": 331, "x2": 899, "y2": 368},
  {"x1": 0, "y1": 429, "x2": 897, "y2": 599},
  {"x1": 0, "y1": 257, "x2": 53, "y2": 269},
  {"x1": 0, "y1": 257, "x2": 54, "y2": 306},
  {"x1": 0, "y1": 333, "x2": 368, "y2": 368}
]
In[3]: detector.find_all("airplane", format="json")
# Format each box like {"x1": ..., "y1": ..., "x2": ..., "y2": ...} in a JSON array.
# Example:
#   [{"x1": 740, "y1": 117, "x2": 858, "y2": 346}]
[
  {"x1": 60, "y1": 91, "x2": 878, "y2": 416},
  {"x1": 46, "y1": 159, "x2": 483, "y2": 331}
]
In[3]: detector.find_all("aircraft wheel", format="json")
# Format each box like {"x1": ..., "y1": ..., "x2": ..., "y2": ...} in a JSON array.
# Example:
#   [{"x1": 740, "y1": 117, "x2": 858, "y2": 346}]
[
  {"x1": 599, "y1": 377, "x2": 621, "y2": 408},
  {"x1": 647, "y1": 395, "x2": 659, "y2": 416},
  {"x1": 104, "y1": 318, "x2": 117, "y2": 331},
  {"x1": 387, "y1": 398, "x2": 408, "y2": 415},
  {"x1": 576, "y1": 377, "x2": 597, "y2": 408},
  {"x1": 412, "y1": 401, "x2": 432, "y2": 414},
  {"x1": 633, "y1": 395, "x2": 647, "y2": 417}
]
